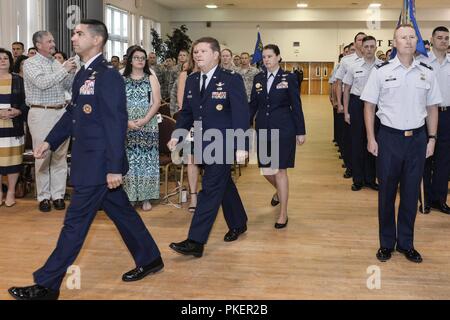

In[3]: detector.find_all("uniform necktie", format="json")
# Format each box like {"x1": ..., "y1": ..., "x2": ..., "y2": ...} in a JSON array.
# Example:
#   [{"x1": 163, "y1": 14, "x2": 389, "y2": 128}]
[{"x1": 200, "y1": 74, "x2": 207, "y2": 98}]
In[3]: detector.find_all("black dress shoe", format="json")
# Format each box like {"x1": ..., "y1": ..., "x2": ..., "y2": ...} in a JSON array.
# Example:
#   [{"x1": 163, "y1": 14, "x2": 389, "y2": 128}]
[
  {"x1": 53, "y1": 199, "x2": 66, "y2": 211},
  {"x1": 39, "y1": 200, "x2": 52, "y2": 213},
  {"x1": 365, "y1": 182, "x2": 379, "y2": 191},
  {"x1": 376, "y1": 247, "x2": 393, "y2": 262},
  {"x1": 8, "y1": 285, "x2": 59, "y2": 300},
  {"x1": 122, "y1": 256, "x2": 164, "y2": 282},
  {"x1": 351, "y1": 183, "x2": 363, "y2": 191},
  {"x1": 419, "y1": 204, "x2": 431, "y2": 214},
  {"x1": 343, "y1": 169, "x2": 352, "y2": 179},
  {"x1": 275, "y1": 218, "x2": 288, "y2": 229},
  {"x1": 224, "y1": 225, "x2": 247, "y2": 242},
  {"x1": 430, "y1": 201, "x2": 450, "y2": 214},
  {"x1": 396, "y1": 247, "x2": 423, "y2": 263},
  {"x1": 270, "y1": 195, "x2": 280, "y2": 207},
  {"x1": 169, "y1": 239, "x2": 204, "y2": 257}
]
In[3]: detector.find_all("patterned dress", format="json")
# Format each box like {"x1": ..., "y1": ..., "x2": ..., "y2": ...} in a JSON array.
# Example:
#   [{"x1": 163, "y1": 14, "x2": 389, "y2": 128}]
[
  {"x1": 123, "y1": 76, "x2": 160, "y2": 202},
  {"x1": 0, "y1": 76, "x2": 25, "y2": 175}
]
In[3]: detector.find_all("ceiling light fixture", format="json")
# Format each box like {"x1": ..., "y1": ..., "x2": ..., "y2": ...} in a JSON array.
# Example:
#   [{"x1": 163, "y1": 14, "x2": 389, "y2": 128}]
[
  {"x1": 206, "y1": 4, "x2": 218, "y2": 9},
  {"x1": 368, "y1": 3, "x2": 382, "y2": 8},
  {"x1": 297, "y1": 3, "x2": 308, "y2": 8}
]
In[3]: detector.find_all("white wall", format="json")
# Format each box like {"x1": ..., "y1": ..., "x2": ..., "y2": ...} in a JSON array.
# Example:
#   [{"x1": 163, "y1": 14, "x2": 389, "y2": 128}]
[{"x1": 171, "y1": 20, "x2": 449, "y2": 63}]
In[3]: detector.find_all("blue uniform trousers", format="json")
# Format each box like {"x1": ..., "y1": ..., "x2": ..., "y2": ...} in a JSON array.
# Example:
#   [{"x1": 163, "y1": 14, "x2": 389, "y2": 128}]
[
  {"x1": 377, "y1": 125, "x2": 427, "y2": 250},
  {"x1": 349, "y1": 94, "x2": 376, "y2": 185},
  {"x1": 423, "y1": 109, "x2": 450, "y2": 204},
  {"x1": 188, "y1": 164, "x2": 247, "y2": 244},
  {"x1": 33, "y1": 185, "x2": 161, "y2": 290}
]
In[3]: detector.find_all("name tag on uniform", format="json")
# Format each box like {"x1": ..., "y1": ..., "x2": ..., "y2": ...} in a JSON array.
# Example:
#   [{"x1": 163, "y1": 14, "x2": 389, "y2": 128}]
[
  {"x1": 212, "y1": 92, "x2": 227, "y2": 99},
  {"x1": 80, "y1": 80, "x2": 95, "y2": 95},
  {"x1": 276, "y1": 81, "x2": 289, "y2": 89},
  {"x1": 354, "y1": 70, "x2": 364, "y2": 78},
  {"x1": 385, "y1": 77, "x2": 397, "y2": 82}
]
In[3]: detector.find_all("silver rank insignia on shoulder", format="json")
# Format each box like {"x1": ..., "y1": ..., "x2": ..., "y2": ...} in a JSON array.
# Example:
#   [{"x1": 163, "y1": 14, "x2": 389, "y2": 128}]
[{"x1": 420, "y1": 73, "x2": 426, "y2": 81}]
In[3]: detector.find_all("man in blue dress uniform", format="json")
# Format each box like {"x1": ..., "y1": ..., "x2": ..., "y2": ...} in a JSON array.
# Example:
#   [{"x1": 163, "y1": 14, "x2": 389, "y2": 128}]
[
  {"x1": 361, "y1": 25, "x2": 441, "y2": 264},
  {"x1": 8, "y1": 20, "x2": 163, "y2": 300},
  {"x1": 168, "y1": 37, "x2": 249, "y2": 258}
]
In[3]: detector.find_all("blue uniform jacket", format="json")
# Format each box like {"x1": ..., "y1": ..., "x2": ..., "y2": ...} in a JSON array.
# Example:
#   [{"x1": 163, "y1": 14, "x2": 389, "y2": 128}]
[
  {"x1": 175, "y1": 67, "x2": 250, "y2": 161},
  {"x1": 249, "y1": 68, "x2": 306, "y2": 137},
  {"x1": 45, "y1": 55, "x2": 129, "y2": 186}
]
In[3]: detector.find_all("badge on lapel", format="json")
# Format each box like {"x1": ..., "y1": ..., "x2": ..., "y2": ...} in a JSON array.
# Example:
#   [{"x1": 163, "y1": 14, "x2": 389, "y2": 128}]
[
  {"x1": 88, "y1": 71, "x2": 98, "y2": 80},
  {"x1": 83, "y1": 104, "x2": 93, "y2": 114},
  {"x1": 216, "y1": 82, "x2": 225, "y2": 91},
  {"x1": 216, "y1": 104, "x2": 224, "y2": 111}
]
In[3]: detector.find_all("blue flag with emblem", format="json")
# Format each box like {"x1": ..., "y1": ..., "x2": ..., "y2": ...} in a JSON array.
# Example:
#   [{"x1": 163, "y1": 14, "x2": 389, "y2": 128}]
[
  {"x1": 251, "y1": 31, "x2": 263, "y2": 64},
  {"x1": 390, "y1": 0, "x2": 428, "y2": 59}
]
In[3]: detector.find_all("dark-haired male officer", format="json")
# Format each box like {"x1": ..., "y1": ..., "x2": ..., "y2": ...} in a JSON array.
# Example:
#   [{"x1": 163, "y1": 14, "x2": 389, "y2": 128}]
[{"x1": 8, "y1": 19, "x2": 163, "y2": 301}]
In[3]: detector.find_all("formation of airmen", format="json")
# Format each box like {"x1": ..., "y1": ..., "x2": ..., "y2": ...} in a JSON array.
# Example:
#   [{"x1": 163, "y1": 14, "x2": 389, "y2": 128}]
[{"x1": 329, "y1": 25, "x2": 450, "y2": 264}]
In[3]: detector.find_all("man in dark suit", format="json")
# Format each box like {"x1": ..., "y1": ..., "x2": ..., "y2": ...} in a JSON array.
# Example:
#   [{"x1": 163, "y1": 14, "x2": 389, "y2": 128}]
[
  {"x1": 8, "y1": 20, "x2": 163, "y2": 300},
  {"x1": 167, "y1": 37, "x2": 250, "y2": 258}
]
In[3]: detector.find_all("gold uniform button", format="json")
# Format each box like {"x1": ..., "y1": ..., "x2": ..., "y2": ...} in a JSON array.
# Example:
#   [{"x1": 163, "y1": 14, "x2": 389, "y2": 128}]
[
  {"x1": 83, "y1": 104, "x2": 92, "y2": 114},
  {"x1": 216, "y1": 104, "x2": 223, "y2": 111}
]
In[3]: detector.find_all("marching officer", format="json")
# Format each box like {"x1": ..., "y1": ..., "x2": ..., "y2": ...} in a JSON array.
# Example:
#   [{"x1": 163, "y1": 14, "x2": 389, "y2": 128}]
[
  {"x1": 168, "y1": 37, "x2": 249, "y2": 258},
  {"x1": 9, "y1": 20, "x2": 163, "y2": 300},
  {"x1": 343, "y1": 35, "x2": 381, "y2": 191},
  {"x1": 361, "y1": 25, "x2": 441, "y2": 264},
  {"x1": 249, "y1": 44, "x2": 306, "y2": 228},
  {"x1": 418, "y1": 26, "x2": 450, "y2": 214}
]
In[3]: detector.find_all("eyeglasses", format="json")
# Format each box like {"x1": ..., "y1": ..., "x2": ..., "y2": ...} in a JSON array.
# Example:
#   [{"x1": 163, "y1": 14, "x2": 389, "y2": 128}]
[{"x1": 132, "y1": 56, "x2": 146, "y2": 62}]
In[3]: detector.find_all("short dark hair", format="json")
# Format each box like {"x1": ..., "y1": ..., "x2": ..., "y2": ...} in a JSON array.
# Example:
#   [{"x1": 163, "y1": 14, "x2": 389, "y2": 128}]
[
  {"x1": 343, "y1": 45, "x2": 350, "y2": 51},
  {"x1": 123, "y1": 47, "x2": 152, "y2": 78},
  {"x1": 28, "y1": 47, "x2": 37, "y2": 53},
  {"x1": 354, "y1": 32, "x2": 367, "y2": 42},
  {"x1": 12, "y1": 42, "x2": 24, "y2": 49},
  {"x1": 423, "y1": 40, "x2": 430, "y2": 46},
  {"x1": 193, "y1": 37, "x2": 221, "y2": 53},
  {"x1": 263, "y1": 44, "x2": 281, "y2": 56},
  {"x1": 111, "y1": 56, "x2": 120, "y2": 61},
  {"x1": 13, "y1": 55, "x2": 28, "y2": 74},
  {"x1": 0, "y1": 48, "x2": 14, "y2": 73},
  {"x1": 348, "y1": 42, "x2": 355, "y2": 48},
  {"x1": 338, "y1": 53, "x2": 344, "y2": 62},
  {"x1": 240, "y1": 52, "x2": 250, "y2": 57},
  {"x1": 362, "y1": 35, "x2": 377, "y2": 44},
  {"x1": 178, "y1": 49, "x2": 189, "y2": 55},
  {"x1": 54, "y1": 51, "x2": 67, "y2": 61},
  {"x1": 432, "y1": 26, "x2": 449, "y2": 36},
  {"x1": 79, "y1": 19, "x2": 108, "y2": 46}
]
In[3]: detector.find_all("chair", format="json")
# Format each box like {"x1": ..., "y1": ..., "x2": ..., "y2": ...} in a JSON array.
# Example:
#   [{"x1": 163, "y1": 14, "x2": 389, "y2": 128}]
[
  {"x1": 159, "y1": 115, "x2": 184, "y2": 203},
  {"x1": 172, "y1": 111, "x2": 181, "y2": 122},
  {"x1": 159, "y1": 103, "x2": 171, "y2": 117}
]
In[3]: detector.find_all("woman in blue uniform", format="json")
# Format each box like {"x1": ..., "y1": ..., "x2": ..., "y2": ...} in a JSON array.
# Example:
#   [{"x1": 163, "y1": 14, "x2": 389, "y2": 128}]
[{"x1": 250, "y1": 44, "x2": 306, "y2": 229}]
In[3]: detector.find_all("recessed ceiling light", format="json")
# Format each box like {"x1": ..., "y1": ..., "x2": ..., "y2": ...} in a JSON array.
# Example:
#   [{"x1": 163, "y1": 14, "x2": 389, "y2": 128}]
[
  {"x1": 369, "y1": 3, "x2": 382, "y2": 8},
  {"x1": 297, "y1": 3, "x2": 308, "y2": 8},
  {"x1": 206, "y1": 4, "x2": 218, "y2": 9}
]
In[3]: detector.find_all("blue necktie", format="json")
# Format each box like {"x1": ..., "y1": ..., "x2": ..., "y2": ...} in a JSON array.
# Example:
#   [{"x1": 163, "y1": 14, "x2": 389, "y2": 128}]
[{"x1": 200, "y1": 74, "x2": 207, "y2": 98}]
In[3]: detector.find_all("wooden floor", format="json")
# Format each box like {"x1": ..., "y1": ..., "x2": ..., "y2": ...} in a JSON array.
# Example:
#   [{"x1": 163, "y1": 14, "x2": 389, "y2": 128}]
[{"x1": 1, "y1": 95, "x2": 450, "y2": 300}]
